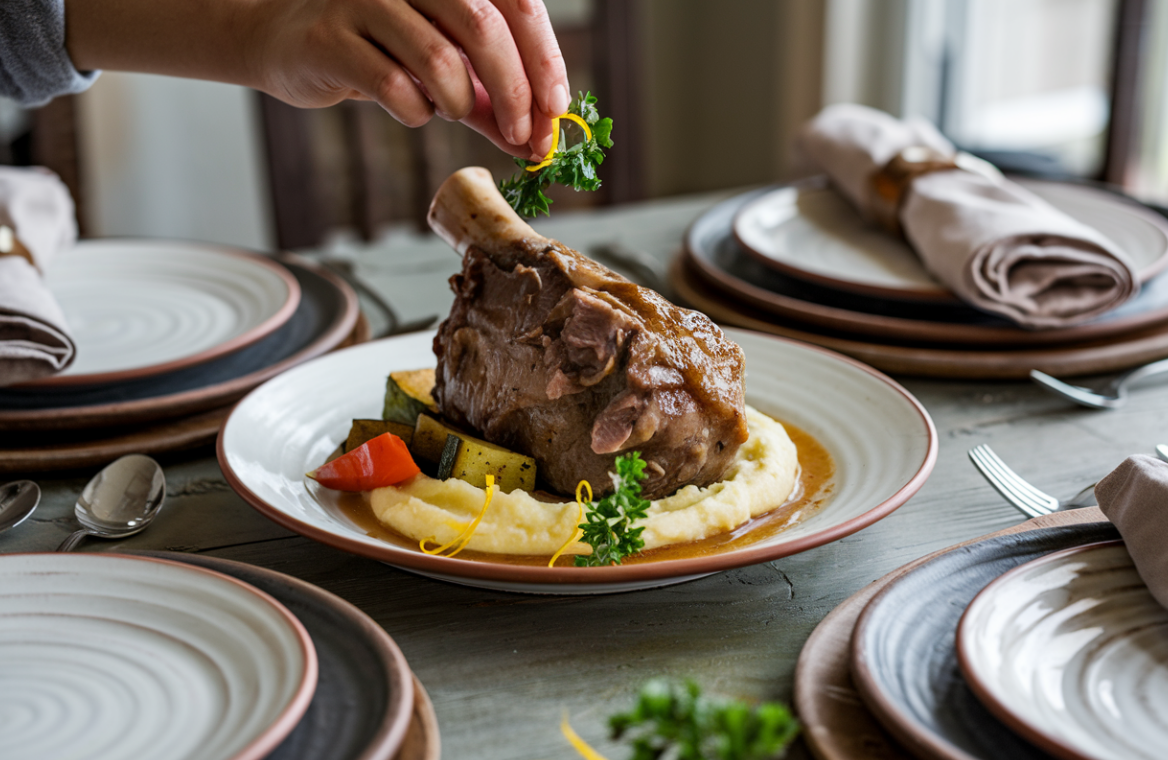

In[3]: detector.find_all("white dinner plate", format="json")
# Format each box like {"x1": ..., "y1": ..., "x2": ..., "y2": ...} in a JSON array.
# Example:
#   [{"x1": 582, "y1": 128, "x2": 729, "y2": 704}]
[
  {"x1": 957, "y1": 541, "x2": 1168, "y2": 760},
  {"x1": 0, "y1": 553, "x2": 318, "y2": 760},
  {"x1": 732, "y1": 178, "x2": 1168, "y2": 303},
  {"x1": 219, "y1": 328, "x2": 936, "y2": 595},
  {"x1": 35, "y1": 239, "x2": 301, "y2": 387}
]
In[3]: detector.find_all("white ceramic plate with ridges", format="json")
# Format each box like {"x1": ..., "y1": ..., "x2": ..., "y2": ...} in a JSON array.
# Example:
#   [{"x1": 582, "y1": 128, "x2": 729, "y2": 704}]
[
  {"x1": 219, "y1": 328, "x2": 936, "y2": 594},
  {"x1": 0, "y1": 553, "x2": 318, "y2": 760},
  {"x1": 37, "y1": 239, "x2": 300, "y2": 386},
  {"x1": 957, "y1": 541, "x2": 1168, "y2": 760},
  {"x1": 733, "y1": 179, "x2": 1168, "y2": 303}
]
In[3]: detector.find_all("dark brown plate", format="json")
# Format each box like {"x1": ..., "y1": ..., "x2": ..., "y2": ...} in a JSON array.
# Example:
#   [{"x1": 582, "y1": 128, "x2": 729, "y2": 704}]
[{"x1": 672, "y1": 255, "x2": 1168, "y2": 379}]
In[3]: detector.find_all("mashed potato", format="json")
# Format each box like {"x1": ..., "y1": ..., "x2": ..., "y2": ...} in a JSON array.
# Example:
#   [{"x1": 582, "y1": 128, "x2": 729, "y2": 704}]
[{"x1": 369, "y1": 406, "x2": 798, "y2": 556}]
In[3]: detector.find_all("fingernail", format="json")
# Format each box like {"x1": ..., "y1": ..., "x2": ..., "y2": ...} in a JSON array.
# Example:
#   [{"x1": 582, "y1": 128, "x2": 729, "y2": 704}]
[{"x1": 549, "y1": 84, "x2": 569, "y2": 116}]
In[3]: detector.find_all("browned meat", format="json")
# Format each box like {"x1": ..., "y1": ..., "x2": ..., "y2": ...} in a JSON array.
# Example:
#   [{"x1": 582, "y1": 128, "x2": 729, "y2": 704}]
[{"x1": 427, "y1": 168, "x2": 748, "y2": 499}]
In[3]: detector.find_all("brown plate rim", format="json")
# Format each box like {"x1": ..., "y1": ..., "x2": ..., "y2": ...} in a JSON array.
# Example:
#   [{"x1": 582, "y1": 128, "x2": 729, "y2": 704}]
[
  {"x1": 217, "y1": 328, "x2": 938, "y2": 589},
  {"x1": 672, "y1": 256, "x2": 1168, "y2": 379},
  {"x1": 693, "y1": 184, "x2": 1168, "y2": 347},
  {"x1": 954, "y1": 539, "x2": 1128, "y2": 760},
  {"x1": 0, "y1": 254, "x2": 359, "y2": 430},
  {"x1": 23, "y1": 241, "x2": 303, "y2": 388},
  {"x1": 137, "y1": 549, "x2": 417, "y2": 760},
  {"x1": 729, "y1": 177, "x2": 1168, "y2": 307},
  {"x1": 3, "y1": 552, "x2": 321, "y2": 760}
]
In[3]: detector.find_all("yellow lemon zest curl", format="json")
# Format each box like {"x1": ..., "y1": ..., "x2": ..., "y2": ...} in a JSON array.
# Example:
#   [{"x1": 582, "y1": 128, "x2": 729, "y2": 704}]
[
  {"x1": 525, "y1": 113, "x2": 594, "y2": 172},
  {"x1": 548, "y1": 480, "x2": 591, "y2": 568},
  {"x1": 420, "y1": 474, "x2": 495, "y2": 557},
  {"x1": 561, "y1": 711, "x2": 609, "y2": 760}
]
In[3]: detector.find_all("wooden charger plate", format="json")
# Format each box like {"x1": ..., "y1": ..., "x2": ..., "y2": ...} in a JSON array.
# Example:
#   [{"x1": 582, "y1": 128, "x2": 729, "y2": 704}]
[
  {"x1": 672, "y1": 256, "x2": 1168, "y2": 379},
  {"x1": 793, "y1": 507, "x2": 1104, "y2": 760},
  {"x1": 0, "y1": 314, "x2": 370, "y2": 475}
]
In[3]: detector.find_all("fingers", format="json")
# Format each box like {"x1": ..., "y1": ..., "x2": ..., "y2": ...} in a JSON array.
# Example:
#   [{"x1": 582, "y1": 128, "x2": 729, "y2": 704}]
[
  {"x1": 359, "y1": 1, "x2": 476, "y2": 121},
  {"x1": 488, "y1": 0, "x2": 570, "y2": 117},
  {"x1": 459, "y1": 75, "x2": 543, "y2": 160},
  {"x1": 338, "y1": 35, "x2": 436, "y2": 127},
  {"x1": 412, "y1": 0, "x2": 533, "y2": 145}
]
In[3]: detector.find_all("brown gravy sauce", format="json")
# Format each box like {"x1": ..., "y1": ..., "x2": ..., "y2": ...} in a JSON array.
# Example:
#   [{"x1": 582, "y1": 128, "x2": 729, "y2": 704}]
[{"x1": 335, "y1": 421, "x2": 834, "y2": 567}]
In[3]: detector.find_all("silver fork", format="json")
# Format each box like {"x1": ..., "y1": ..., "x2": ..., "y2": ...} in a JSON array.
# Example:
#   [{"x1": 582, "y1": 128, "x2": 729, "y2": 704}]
[
  {"x1": 1030, "y1": 359, "x2": 1168, "y2": 409},
  {"x1": 968, "y1": 444, "x2": 1097, "y2": 518}
]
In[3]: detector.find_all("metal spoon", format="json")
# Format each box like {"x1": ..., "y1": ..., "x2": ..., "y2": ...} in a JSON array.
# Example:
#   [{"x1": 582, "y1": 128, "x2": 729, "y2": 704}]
[
  {"x1": 1030, "y1": 359, "x2": 1168, "y2": 409},
  {"x1": 55, "y1": 455, "x2": 166, "y2": 552},
  {"x1": 0, "y1": 481, "x2": 40, "y2": 534}
]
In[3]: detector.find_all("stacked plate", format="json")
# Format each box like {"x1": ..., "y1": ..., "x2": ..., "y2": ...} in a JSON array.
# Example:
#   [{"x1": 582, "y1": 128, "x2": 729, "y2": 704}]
[
  {"x1": 795, "y1": 517, "x2": 1168, "y2": 760},
  {"x1": 0, "y1": 240, "x2": 362, "y2": 473},
  {"x1": 672, "y1": 177, "x2": 1168, "y2": 378},
  {"x1": 0, "y1": 552, "x2": 438, "y2": 760}
]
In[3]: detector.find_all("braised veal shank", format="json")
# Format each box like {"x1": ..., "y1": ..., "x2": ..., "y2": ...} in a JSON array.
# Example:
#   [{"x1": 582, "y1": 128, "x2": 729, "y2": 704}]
[{"x1": 428, "y1": 168, "x2": 748, "y2": 499}]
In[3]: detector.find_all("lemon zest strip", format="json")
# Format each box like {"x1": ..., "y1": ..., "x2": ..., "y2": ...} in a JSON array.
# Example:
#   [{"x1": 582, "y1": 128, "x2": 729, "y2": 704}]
[
  {"x1": 548, "y1": 480, "x2": 591, "y2": 567},
  {"x1": 419, "y1": 474, "x2": 495, "y2": 557},
  {"x1": 525, "y1": 113, "x2": 594, "y2": 173},
  {"x1": 444, "y1": 474, "x2": 495, "y2": 558},
  {"x1": 561, "y1": 712, "x2": 609, "y2": 760}
]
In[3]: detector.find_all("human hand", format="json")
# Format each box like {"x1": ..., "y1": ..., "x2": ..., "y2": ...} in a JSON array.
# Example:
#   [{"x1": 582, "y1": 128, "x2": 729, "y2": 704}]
[{"x1": 252, "y1": 0, "x2": 570, "y2": 159}]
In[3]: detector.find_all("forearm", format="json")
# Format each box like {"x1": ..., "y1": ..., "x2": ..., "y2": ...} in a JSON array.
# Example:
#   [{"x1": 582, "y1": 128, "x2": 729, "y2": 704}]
[{"x1": 63, "y1": 0, "x2": 269, "y2": 89}]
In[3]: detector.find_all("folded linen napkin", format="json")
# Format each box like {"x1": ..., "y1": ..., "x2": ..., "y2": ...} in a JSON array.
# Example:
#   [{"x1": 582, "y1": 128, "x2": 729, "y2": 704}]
[
  {"x1": 797, "y1": 103, "x2": 1138, "y2": 329},
  {"x1": 1095, "y1": 454, "x2": 1168, "y2": 609},
  {"x1": 0, "y1": 166, "x2": 77, "y2": 386}
]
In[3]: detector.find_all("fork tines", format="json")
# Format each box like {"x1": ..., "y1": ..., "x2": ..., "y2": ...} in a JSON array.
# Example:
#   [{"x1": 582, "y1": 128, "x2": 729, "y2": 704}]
[{"x1": 968, "y1": 444, "x2": 1059, "y2": 518}]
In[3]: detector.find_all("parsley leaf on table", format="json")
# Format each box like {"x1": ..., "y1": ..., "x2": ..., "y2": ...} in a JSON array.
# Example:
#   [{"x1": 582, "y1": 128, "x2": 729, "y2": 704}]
[
  {"x1": 608, "y1": 680, "x2": 800, "y2": 760},
  {"x1": 499, "y1": 91, "x2": 614, "y2": 218},
  {"x1": 574, "y1": 452, "x2": 650, "y2": 567}
]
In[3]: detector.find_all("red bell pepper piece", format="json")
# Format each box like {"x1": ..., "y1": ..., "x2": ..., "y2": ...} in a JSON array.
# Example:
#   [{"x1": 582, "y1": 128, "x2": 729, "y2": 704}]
[{"x1": 308, "y1": 433, "x2": 420, "y2": 491}]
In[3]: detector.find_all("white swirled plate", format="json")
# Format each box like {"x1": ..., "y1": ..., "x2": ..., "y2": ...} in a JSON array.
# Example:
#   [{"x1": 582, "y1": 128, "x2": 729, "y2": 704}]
[
  {"x1": 33, "y1": 239, "x2": 300, "y2": 387},
  {"x1": 218, "y1": 328, "x2": 936, "y2": 595},
  {"x1": 957, "y1": 541, "x2": 1168, "y2": 760},
  {"x1": 733, "y1": 178, "x2": 1168, "y2": 303},
  {"x1": 0, "y1": 553, "x2": 318, "y2": 760}
]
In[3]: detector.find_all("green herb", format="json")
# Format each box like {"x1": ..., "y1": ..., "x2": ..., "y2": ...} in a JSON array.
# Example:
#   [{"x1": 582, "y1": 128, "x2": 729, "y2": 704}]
[
  {"x1": 499, "y1": 91, "x2": 614, "y2": 218},
  {"x1": 574, "y1": 452, "x2": 650, "y2": 567},
  {"x1": 608, "y1": 680, "x2": 800, "y2": 760}
]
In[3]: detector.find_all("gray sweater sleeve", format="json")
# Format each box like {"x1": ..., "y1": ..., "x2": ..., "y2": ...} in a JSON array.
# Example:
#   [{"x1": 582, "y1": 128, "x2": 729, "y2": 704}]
[{"x1": 0, "y1": 0, "x2": 98, "y2": 106}]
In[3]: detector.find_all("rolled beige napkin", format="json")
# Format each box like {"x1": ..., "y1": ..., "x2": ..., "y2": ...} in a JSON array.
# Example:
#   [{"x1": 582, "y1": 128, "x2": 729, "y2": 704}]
[
  {"x1": 798, "y1": 103, "x2": 1138, "y2": 329},
  {"x1": 1095, "y1": 454, "x2": 1168, "y2": 609},
  {"x1": 0, "y1": 166, "x2": 77, "y2": 386}
]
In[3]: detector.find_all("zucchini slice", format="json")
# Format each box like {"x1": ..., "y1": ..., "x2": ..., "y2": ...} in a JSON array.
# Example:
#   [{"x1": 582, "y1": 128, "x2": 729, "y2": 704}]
[
  {"x1": 412, "y1": 414, "x2": 536, "y2": 493},
  {"x1": 345, "y1": 419, "x2": 414, "y2": 453}
]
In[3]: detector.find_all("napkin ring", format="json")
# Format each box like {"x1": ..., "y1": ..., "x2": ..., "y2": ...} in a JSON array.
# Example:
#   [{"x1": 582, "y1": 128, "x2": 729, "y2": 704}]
[
  {"x1": 869, "y1": 146, "x2": 962, "y2": 236},
  {"x1": 0, "y1": 225, "x2": 34, "y2": 269}
]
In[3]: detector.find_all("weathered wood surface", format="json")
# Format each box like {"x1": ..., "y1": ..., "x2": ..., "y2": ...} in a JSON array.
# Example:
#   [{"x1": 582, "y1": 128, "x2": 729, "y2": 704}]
[{"x1": 6, "y1": 191, "x2": 1167, "y2": 760}]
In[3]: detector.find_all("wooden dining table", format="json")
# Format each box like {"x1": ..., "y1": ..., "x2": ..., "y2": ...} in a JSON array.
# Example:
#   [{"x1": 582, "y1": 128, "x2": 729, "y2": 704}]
[{"x1": 6, "y1": 189, "x2": 1167, "y2": 760}]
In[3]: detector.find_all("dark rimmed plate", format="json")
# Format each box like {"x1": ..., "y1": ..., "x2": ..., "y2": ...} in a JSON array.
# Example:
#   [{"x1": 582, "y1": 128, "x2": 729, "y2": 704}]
[
  {"x1": 688, "y1": 183, "x2": 1168, "y2": 346},
  {"x1": 850, "y1": 522, "x2": 1121, "y2": 760},
  {"x1": 0, "y1": 255, "x2": 358, "y2": 431},
  {"x1": 136, "y1": 551, "x2": 416, "y2": 760}
]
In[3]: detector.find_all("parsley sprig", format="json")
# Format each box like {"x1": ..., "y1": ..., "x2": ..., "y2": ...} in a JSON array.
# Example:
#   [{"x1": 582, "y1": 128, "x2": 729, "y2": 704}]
[
  {"x1": 499, "y1": 91, "x2": 614, "y2": 218},
  {"x1": 608, "y1": 680, "x2": 800, "y2": 760},
  {"x1": 575, "y1": 452, "x2": 650, "y2": 567}
]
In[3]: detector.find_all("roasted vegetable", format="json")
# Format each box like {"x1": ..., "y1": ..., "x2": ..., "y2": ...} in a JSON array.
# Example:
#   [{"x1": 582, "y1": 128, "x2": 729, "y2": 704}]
[
  {"x1": 383, "y1": 376, "x2": 429, "y2": 426},
  {"x1": 413, "y1": 414, "x2": 536, "y2": 493},
  {"x1": 345, "y1": 419, "x2": 414, "y2": 453},
  {"x1": 308, "y1": 433, "x2": 420, "y2": 491},
  {"x1": 391, "y1": 369, "x2": 436, "y2": 407}
]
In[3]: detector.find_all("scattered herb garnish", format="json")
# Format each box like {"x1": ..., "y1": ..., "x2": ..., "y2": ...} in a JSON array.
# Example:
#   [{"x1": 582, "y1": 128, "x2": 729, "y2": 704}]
[
  {"x1": 574, "y1": 452, "x2": 650, "y2": 567},
  {"x1": 499, "y1": 91, "x2": 614, "y2": 218},
  {"x1": 606, "y1": 679, "x2": 800, "y2": 760}
]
